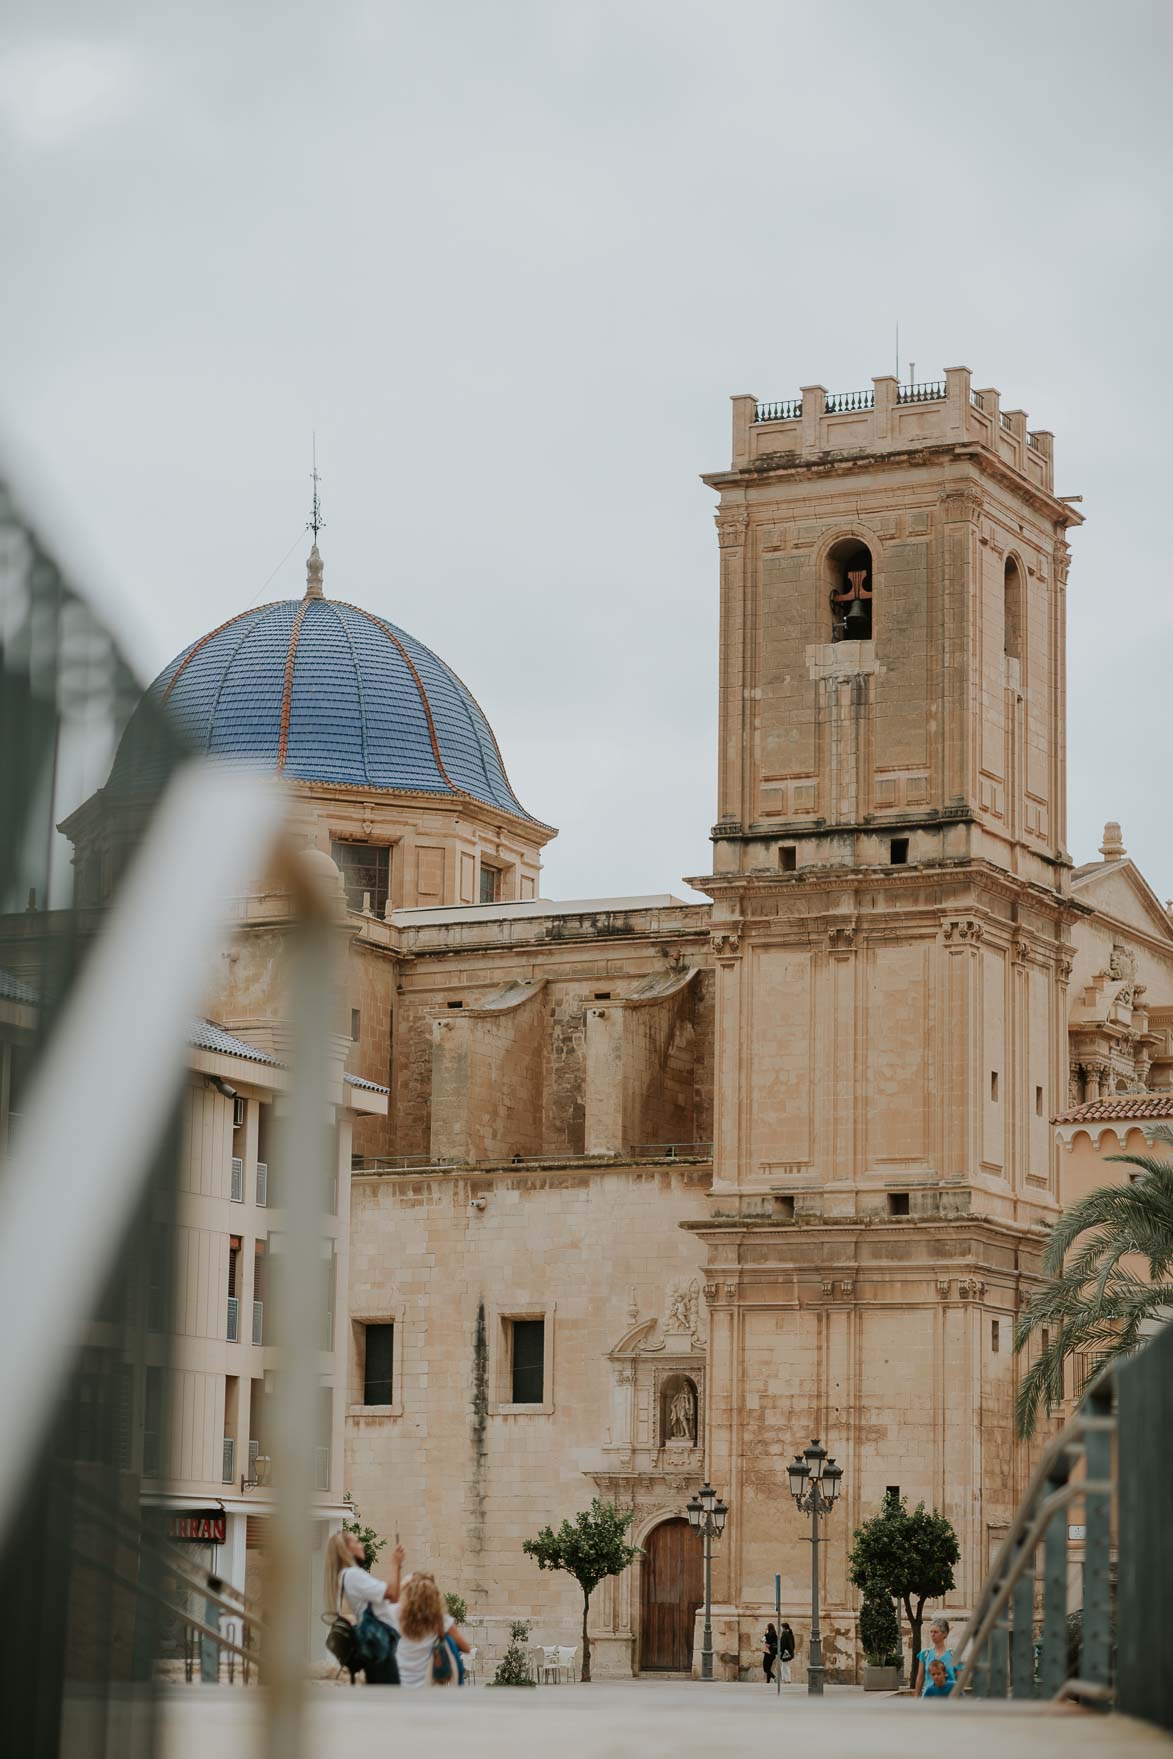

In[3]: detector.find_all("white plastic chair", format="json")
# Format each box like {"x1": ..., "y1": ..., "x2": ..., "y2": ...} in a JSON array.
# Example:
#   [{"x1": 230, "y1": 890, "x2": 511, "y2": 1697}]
[
  {"x1": 540, "y1": 1644, "x2": 560, "y2": 1684},
  {"x1": 463, "y1": 1643, "x2": 477, "y2": 1685},
  {"x1": 557, "y1": 1644, "x2": 577, "y2": 1682}
]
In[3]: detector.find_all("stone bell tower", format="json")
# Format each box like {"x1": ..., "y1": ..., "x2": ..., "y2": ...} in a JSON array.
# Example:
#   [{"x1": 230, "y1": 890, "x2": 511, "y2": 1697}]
[
  {"x1": 686, "y1": 370, "x2": 1084, "y2": 1666},
  {"x1": 699, "y1": 366, "x2": 1083, "y2": 1224}
]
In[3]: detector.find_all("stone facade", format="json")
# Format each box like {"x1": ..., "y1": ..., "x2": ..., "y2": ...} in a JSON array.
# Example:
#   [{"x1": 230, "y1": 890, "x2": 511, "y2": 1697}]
[{"x1": 42, "y1": 363, "x2": 1173, "y2": 1681}]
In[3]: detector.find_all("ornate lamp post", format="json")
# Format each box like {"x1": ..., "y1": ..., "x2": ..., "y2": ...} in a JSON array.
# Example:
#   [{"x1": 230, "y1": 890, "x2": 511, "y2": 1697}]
[
  {"x1": 686, "y1": 1481, "x2": 728, "y2": 1680},
  {"x1": 787, "y1": 1438, "x2": 843, "y2": 1695}
]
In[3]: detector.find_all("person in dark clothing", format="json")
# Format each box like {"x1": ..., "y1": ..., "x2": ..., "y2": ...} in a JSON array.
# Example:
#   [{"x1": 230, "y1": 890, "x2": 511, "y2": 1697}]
[
  {"x1": 778, "y1": 1621, "x2": 796, "y2": 1684},
  {"x1": 763, "y1": 1622, "x2": 779, "y2": 1683}
]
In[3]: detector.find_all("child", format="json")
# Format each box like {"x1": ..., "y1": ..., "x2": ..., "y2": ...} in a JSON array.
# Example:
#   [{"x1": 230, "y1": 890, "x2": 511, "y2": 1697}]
[{"x1": 921, "y1": 1656, "x2": 954, "y2": 1698}]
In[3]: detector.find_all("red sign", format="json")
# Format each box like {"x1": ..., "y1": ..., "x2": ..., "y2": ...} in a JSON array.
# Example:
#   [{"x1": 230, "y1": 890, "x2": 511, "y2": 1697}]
[{"x1": 168, "y1": 1511, "x2": 227, "y2": 1544}]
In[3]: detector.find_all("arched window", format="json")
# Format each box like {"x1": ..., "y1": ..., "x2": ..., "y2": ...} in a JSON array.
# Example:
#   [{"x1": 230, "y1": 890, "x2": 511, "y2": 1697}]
[
  {"x1": 1003, "y1": 557, "x2": 1023, "y2": 661},
  {"x1": 827, "y1": 539, "x2": 873, "y2": 642}
]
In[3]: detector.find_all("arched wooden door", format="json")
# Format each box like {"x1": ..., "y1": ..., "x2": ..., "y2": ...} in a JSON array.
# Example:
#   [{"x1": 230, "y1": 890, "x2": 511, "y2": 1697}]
[{"x1": 639, "y1": 1518, "x2": 703, "y2": 1672}]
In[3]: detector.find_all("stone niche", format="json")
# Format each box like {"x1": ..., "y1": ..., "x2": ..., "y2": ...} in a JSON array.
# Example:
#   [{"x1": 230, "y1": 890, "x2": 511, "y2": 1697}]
[{"x1": 601, "y1": 1281, "x2": 706, "y2": 1473}]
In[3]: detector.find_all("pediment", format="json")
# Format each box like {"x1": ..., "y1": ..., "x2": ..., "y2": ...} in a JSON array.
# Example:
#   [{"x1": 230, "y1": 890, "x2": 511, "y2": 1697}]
[{"x1": 1072, "y1": 860, "x2": 1173, "y2": 947}]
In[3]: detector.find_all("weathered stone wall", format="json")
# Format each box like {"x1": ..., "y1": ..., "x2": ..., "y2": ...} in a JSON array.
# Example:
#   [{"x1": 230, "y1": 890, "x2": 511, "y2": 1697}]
[{"x1": 345, "y1": 1159, "x2": 712, "y2": 1674}]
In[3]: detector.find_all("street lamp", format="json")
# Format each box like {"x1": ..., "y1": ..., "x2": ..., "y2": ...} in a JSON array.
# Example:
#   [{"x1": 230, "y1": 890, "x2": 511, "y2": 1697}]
[
  {"x1": 686, "y1": 1481, "x2": 728, "y2": 1680},
  {"x1": 787, "y1": 1438, "x2": 842, "y2": 1695}
]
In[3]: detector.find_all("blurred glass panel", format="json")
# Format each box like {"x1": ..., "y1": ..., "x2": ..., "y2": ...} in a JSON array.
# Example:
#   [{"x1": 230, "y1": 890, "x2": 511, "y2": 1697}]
[{"x1": 0, "y1": 472, "x2": 187, "y2": 1759}]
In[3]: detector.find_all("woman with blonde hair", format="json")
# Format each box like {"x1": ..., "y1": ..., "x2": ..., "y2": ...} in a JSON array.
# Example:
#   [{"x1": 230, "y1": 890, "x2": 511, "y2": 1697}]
[
  {"x1": 392, "y1": 1571, "x2": 471, "y2": 1689},
  {"x1": 324, "y1": 1529, "x2": 404, "y2": 1684}
]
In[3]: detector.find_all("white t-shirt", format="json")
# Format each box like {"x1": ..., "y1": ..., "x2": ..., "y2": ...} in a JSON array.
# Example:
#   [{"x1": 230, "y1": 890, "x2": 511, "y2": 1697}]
[
  {"x1": 339, "y1": 1570, "x2": 454, "y2": 1689},
  {"x1": 387, "y1": 1603, "x2": 455, "y2": 1690}
]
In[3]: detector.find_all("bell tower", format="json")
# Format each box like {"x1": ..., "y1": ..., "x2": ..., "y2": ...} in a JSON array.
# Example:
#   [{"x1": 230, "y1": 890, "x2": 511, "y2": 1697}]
[
  {"x1": 697, "y1": 366, "x2": 1083, "y2": 1222},
  {"x1": 687, "y1": 370, "x2": 1085, "y2": 1645}
]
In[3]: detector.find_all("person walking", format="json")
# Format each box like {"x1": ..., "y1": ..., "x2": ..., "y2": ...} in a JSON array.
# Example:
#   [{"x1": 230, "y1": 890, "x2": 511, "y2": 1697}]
[
  {"x1": 913, "y1": 1619, "x2": 956, "y2": 1695},
  {"x1": 763, "y1": 1621, "x2": 779, "y2": 1683},
  {"x1": 324, "y1": 1531, "x2": 405, "y2": 1684},
  {"x1": 778, "y1": 1621, "x2": 796, "y2": 1684}
]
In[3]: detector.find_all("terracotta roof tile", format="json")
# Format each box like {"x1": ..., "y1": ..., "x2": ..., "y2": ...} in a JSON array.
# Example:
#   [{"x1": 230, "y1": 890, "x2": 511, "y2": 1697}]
[{"x1": 1052, "y1": 1094, "x2": 1173, "y2": 1124}]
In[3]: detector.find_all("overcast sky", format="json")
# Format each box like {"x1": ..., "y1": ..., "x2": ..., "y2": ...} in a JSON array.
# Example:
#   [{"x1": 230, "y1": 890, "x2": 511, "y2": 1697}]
[{"x1": 3, "y1": 1, "x2": 1171, "y2": 904}]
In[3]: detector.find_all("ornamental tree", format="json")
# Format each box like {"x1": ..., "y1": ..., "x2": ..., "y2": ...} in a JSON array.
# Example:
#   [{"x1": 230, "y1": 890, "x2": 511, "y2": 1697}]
[
  {"x1": 849, "y1": 1493, "x2": 959, "y2": 1671},
  {"x1": 522, "y1": 1498, "x2": 641, "y2": 1682}
]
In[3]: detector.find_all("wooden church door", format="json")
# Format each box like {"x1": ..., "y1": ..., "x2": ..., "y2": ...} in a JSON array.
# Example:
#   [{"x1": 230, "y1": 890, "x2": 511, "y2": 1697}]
[{"x1": 639, "y1": 1518, "x2": 703, "y2": 1671}]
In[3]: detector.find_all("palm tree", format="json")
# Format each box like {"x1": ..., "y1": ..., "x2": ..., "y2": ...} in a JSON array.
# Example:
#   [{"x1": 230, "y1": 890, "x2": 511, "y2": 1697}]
[{"x1": 1014, "y1": 1126, "x2": 1173, "y2": 1437}]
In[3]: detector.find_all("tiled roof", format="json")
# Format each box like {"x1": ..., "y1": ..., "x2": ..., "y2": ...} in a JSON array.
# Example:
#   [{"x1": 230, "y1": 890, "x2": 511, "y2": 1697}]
[
  {"x1": 344, "y1": 1072, "x2": 389, "y2": 1094},
  {"x1": 110, "y1": 594, "x2": 546, "y2": 826},
  {"x1": 1053, "y1": 1094, "x2": 1173, "y2": 1124},
  {"x1": 189, "y1": 1019, "x2": 388, "y2": 1094},
  {"x1": 188, "y1": 1019, "x2": 282, "y2": 1066},
  {"x1": 0, "y1": 968, "x2": 38, "y2": 1004}
]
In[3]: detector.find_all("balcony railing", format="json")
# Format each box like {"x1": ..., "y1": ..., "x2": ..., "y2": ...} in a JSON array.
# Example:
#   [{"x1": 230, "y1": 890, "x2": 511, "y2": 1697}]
[
  {"x1": 252, "y1": 1299, "x2": 264, "y2": 1346},
  {"x1": 971, "y1": 389, "x2": 986, "y2": 411},
  {"x1": 753, "y1": 398, "x2": 802, "y2": 423},
  {"x1": 1001, "y1": 411, "x2": 1014, "y2": 431},
  {"x1": 898, "y1": 380, "x2": 945, "y2": 403},
  {"x1": 824, "y1": 388, "x2": 874, "y2": 413},
  {"x1": 1028, "y1": 432, "x2": 1043, "y2": 453},
  {"x1": 226, "y1": 1295, "x2": 239, "y2": 1342}
]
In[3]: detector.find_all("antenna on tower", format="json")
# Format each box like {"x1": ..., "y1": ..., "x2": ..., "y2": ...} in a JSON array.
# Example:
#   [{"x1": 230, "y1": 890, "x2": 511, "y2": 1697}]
[
  {"x1": 308, "y1": 433, "x2": 325, "y2": 544},
  {"x1": 895, "y1": 321, "x2": 899, "y2": 382}
]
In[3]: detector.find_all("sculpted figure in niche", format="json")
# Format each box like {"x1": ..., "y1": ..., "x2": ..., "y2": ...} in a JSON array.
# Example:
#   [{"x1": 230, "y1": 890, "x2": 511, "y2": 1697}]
[
  {"x1": 669, "y1": 1383, "x2": 696, "y2": 1441},
  {"x1": 662, "y1": 1374, "x2": 698, "y2": 1445}
]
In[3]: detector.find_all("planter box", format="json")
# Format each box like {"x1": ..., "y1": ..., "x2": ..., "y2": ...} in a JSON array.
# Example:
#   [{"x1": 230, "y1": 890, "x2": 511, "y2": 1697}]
[{"x1": 863, "y1": 1663, "x2": 901, "y2": 1691}]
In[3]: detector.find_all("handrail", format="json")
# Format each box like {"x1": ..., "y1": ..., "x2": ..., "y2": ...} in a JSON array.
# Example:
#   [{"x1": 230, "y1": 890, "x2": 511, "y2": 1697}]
[{"x1": 952, "y1": 1369, "x2": 1116, "y2": 1705}]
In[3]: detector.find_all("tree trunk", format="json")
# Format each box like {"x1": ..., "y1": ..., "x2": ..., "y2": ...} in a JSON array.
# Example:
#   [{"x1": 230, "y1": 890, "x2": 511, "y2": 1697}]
[
  {"x1": 581, "y1": 1589, "x2": 592, "y2": 1682},
  {"x1": 907, "y1": 1596, "x2": 925, "y2": 1688}
]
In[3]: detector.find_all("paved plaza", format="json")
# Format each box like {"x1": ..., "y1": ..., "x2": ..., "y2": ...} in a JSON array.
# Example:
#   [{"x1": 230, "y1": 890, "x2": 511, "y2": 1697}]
[{"x1": 156, "y1": 1680, "x2": 1173, "y2": 1759}]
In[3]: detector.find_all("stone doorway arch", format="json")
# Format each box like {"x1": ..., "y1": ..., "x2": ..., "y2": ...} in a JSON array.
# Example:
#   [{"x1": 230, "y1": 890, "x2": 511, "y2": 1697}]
[{"x1": 638, "y1": 1516, "x2": 703, "y2": 1673}]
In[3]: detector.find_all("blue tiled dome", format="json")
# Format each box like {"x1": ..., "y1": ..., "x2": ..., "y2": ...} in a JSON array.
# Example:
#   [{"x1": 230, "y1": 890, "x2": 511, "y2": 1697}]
[{"x1": 110, "y1": 582, "x2": 541, "y2": 822}]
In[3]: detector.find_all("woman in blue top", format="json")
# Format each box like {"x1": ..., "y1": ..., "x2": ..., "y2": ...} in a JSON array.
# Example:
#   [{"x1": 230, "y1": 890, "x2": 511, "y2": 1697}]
[{"x1": 913, "y1": 1619, "x2": 956, "y2": 1695}]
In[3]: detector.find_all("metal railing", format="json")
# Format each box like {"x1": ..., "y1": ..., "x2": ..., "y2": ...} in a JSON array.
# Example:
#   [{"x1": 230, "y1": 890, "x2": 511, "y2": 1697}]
[
  {"x1": 955, "y1": 1323, "x2": 1173, "y2": 1732},
  {"x1": 753, "y1": 398, "x2": 802, "y2": 423},
  {"x1": 954, "y1": 1373, "x2": 1114, "y2": 1707},
  {"x1": 824, "y1": 389, "x2": 874, "y2": 413},
  {"x1": 971, "y1": 389, "x2": 986, "y2": 411},
  {"x1": 1001, "y1": 411, "x2": 1014, "y2": 430},
  {"x1": 1028, "y1": 432, "x2": 1043, "y2": 453},
  {"x1": 353, "y1": 1142, "x2": 714, "y2": 1174},
  {"x1": 898, "y1": 380, "x2": 945, "y2": 403}
]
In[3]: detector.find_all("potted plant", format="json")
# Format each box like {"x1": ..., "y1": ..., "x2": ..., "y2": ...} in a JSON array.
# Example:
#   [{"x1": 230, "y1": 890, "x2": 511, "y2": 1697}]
[{"x1": 859, "y1": 1583, "x2": 902, "y2": 1690}]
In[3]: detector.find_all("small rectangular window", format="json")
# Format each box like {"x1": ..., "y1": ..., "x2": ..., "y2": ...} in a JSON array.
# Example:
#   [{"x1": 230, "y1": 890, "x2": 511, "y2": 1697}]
[
  {"x1": 885, "y1": 1485, "x2": 900, "y2": 1507},
  {"x1": 479, "y1": 863, "x2": 499, "y2": 904},
  {"x1": 780, "y1": 846, "x2": 797, "y2": 873},
  {"x1": 447, "y1": 1000, "x2": 463, "y2": 1010},
  {"x1": 510, "y1": 1319, "x2": 545, "y2": 1404},
  {"x1": 363, "y1": 1323, "x2": 395, "y2": 1406},
  {"x1": 991, "y1": 1320, "x2": 1001, "y2": 1353},
  {"x1": 351, "y1": 1008, "x2": 361, "y2": 1042},
  {"x1": 1035, "y1": 1085, "x2": 1044, "y2": 1118},
  {"x1": 887, "y1": 1192, "x2": 910, "y2": 1217},
  {"x1": 991, "y1": 1071, "x2": 1000, "y2": 1102},
  {"x1": 889, "y1": 838, "x2": 909, "y2": 866},
  {"x1": 1041, "y1": 1328, "x2": 1050, "y2": 1354},
  {"x1": 594, "y1": 992, "x2": 612, "y2": 1001}
]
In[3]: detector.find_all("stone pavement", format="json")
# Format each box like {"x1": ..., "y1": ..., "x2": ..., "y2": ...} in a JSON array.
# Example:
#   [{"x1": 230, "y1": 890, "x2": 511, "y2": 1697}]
[{"x1": 158, "y1": 1679, "x2": 1173, "y2": 1759}]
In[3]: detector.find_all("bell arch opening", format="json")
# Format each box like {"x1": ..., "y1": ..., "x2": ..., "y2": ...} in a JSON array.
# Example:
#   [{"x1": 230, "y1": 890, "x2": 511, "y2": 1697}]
[
  {"x1": 826, "y1": 538, "x2": 874, "y2": 642},
  {"x1": 1004, "y1": 556, "x2": 1023, "y2": 661}
]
